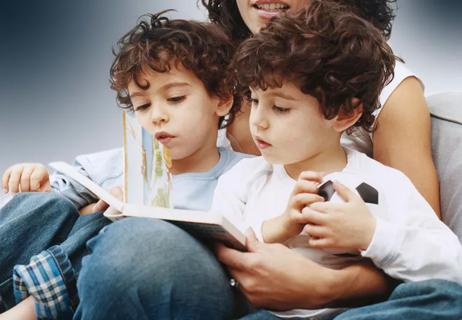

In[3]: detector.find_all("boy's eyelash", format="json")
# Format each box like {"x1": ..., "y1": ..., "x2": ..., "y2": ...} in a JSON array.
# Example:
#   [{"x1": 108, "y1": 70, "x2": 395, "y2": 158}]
[
  {"x1": 273, "y1": 105, "x2": 290, "y2": 113},
  {"x1": 134, "y1": 103, "x2": 150, "y2": 112},
  {"x1": 167, "y1": 96, "x2": 186, "y2": 103},
  {"x1": 249, "y1": 97, "x2": 258, "y2": 104}
]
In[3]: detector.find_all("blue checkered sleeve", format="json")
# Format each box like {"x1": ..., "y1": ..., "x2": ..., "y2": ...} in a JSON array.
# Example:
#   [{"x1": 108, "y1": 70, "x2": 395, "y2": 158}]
[{"x1": 13, "y1": 247, "x2": 75, "y2": 320}]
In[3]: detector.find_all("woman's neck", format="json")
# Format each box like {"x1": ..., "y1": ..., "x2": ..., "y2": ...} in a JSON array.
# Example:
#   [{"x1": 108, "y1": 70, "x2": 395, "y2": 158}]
[{"x1": 226, "y1": 101, "x2": 260, "y2": 155}]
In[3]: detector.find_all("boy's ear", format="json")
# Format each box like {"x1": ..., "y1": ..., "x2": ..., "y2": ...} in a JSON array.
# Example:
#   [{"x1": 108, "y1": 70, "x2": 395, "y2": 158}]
[
  {"x1": 215, "y1": 95, "x2": 234, "y2": 117},
  {"x1": 331, "y1": 98, "x2": 363, "y2": 132}
]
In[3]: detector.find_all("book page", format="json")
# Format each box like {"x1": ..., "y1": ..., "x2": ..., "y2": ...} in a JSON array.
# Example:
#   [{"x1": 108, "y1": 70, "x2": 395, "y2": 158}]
[
  {"x1": 123, "y1": 111, "x2": 172, "y2": 207},
  {"x1": 48, "y1": 161, "x2": 124, "y2": 212}
]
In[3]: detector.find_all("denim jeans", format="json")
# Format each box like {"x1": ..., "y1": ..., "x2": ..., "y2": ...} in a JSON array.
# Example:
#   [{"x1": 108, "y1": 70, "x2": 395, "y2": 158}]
[
  {"x1": 334, "y1": 279, "x2": 462, "y2": 320},
  {"x1": 75, "y1": 217, "x2": 237, "y2": 320},
  {"x1": 0, "y1": 192, "x2": 110, "y2": 314},
  {"x1": 240, "y1": 279, "x2": 462, "y2": 319},
  {"x1": 74, "y1": 216, "x2": 462, "y2": 320}
]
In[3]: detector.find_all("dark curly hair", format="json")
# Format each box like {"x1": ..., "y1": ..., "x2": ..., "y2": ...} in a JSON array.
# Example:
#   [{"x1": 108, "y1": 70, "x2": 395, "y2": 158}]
[
  {"x1": 231, "y1": 0, "x2": 397, "y2": 131},
  {"x1": 200, "y1": 0, "x2": 251, "y2": 43},
  {"x1": 110, "y1": 10, "x2": 240, "y2": 128},
  {"x1": 201, "y1": 0, "x2": 396, "y2": 41}
]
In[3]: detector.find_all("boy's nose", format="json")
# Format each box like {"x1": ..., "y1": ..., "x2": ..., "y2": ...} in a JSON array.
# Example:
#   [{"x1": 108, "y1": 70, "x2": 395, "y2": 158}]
[
  {"x1": 251, "y1": 110, "x2": 269, "y2": 129},
  {"x1": 150, "y1": 109, "x2": 169, "y2": 125}
]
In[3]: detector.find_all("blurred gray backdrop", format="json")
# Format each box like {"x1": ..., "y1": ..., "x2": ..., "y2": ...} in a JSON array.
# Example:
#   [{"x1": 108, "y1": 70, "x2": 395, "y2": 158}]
[{"x1": 1, "y1": 0, "x2": 461, "y2": 172}]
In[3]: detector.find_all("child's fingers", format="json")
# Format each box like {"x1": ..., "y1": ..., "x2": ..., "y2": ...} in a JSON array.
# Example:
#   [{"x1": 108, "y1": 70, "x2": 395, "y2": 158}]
[
  {"x1": 30, "y1": 167, "x2": 48, "y2": 191},
  {"x1": 308, "y1": 237, "x2": 333, "y2": 249},
  {"x1": 2, "y1": 168, "x2": 12, "y2": 192},
  {"x1": 93, "y1": 199, "x2": 109, "y2": 212},
  {"x1": 39, "y1": 180, "x2": 51, "y2": 192},
  {"x1": 298, "y1": 171, "x2": 323, "y2": 183},
  {"x1": 20, "y1": 165, "x2": 35, "y2": 192},
  {"x1": 300, "y1": 206, "x2": 329, "y2": 225},
  {"x1": 302, "y1": 223, "x2": 328, "y2": 239},
  {"x1": 333, "y1": 180, "x2": 358, "y2": 202},
  {"x1": 7, "y1": 166, "x2": 24, "y2": 193},
  {"x1": 291, "y1": 179, "x2": 319, "y2": 196},
  {"x1": 290, "y1": 193, "x2": 324, "y2": 210}
]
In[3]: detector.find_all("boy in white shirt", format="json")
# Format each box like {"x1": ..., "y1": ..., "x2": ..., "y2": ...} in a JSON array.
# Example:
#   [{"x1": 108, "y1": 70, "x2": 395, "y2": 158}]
[{"x1": 211, "y1": 1, "x2": 462, "y2": 318}]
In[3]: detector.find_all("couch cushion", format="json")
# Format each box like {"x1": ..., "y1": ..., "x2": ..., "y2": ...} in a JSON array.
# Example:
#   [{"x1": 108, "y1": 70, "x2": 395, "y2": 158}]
[{"x1": 428, "y1": 92, "x2": 462, "y2": 242}]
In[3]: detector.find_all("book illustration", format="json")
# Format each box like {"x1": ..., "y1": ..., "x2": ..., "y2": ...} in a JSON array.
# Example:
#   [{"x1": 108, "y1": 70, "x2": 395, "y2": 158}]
[
  {"x1": 141, "y1": 116, "x2": 172, "y2": 208},
  {"x1": 47, "y1": 112, "x2": 245, "y2": 250},
  {"x1": 123, "y1": 112, "x2": 172, "y2": 208},
  {"x1": 47, "y1": 161, "x2": 246, "y2": 250}
]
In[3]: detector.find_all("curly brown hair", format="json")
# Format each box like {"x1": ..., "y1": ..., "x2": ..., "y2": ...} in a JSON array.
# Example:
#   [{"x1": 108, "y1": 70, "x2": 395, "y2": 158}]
[
  {"x1": 110, "y1": 10, "x2": 239, "y2": 128},
  {"x1": 201, "y1": 0, "x2": 397, "y2": 41},
  {"x1": 200, "y1": 0, "x2": 251, "y2": 43},
  {"x1": 231, "y1": 0, "x2": 397, "y2": 131}
]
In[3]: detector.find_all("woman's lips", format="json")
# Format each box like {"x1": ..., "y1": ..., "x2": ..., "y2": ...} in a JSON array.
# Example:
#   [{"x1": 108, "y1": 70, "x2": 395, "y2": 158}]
[{"x1": 252, "y1": 1, "x2": 290, "y2": 19}]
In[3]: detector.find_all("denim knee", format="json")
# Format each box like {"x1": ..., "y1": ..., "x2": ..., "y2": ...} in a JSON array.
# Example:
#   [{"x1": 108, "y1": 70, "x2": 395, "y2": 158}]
[
  {"x1": 335, "y1": 279, "x2": 462, "y2": 320},
  {"x1": 77, "y1": 218, "x2": 235, "y2": 319},
  {"x1": 391, "y1": 279, "x2": 462, "y2": 303},
  {"x1": 0, "y1": 192, "x2": 78, "y2": 224}
]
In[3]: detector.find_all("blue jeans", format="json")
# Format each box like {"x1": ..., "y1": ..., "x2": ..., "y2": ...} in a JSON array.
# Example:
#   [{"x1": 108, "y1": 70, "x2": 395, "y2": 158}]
[
  {"x1": 0, "y1": 192, "x2": 110, "y2": 314},
  {"x1": 240, "y1": 280, "x2": 462, "y2": 319},
  {"x1": 75, "y1": 217, "x2": 238, "y2": 320},
  {"x1": 75, "y1": 217, "x2": 462, "y2": 320},
  {"x1": 334, "y1": 279, "x2": 462, "y2": 320}
]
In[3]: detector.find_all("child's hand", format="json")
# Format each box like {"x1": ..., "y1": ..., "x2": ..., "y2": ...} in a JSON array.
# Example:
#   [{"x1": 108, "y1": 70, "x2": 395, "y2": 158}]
[
  {"x1": 262, "y1": 171, "x2": 324, "y2": 243},
  {"x1": 2, "y1": 163, "x2": 51, "y2": 193},
  {"x1": 302, "y1": 181, "x2": 376, "y2": 252},
  {"x1": 80, "y1": 186, "x2": 123, "y2": 215}
]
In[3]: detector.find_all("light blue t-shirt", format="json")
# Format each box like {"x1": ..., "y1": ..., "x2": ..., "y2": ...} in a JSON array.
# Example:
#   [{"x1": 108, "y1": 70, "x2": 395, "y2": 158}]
[
  {"x1": 50, "y1": 147, "x2": 247, "y2": 211},
  {"x1": 172, "y1": 148, "x2": 247, "y2": 211}
]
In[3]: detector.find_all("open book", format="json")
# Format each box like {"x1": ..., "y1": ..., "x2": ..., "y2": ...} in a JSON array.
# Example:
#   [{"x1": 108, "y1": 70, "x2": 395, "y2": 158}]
[
  {"x1": 122, "y1": 111, "x2": 172, "y2": 207},
  {"x1": 49, "y1": 161, "x2": 246, "y2": 250}
]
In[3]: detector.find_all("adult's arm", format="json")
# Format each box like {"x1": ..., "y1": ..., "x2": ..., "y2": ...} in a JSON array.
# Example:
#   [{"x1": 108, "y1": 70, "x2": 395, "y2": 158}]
[
  {"x1": 215, "y1": 231, "x2": 395, "y2": 311},
  {"x1": 373, "y1": 77, "x2": 441, "y2": 216}
]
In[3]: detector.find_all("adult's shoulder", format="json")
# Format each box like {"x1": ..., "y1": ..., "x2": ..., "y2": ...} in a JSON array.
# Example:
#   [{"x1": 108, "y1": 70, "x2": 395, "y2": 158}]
[{"x1": 379, "y1": 60, "x2": 424, "y2": 107}]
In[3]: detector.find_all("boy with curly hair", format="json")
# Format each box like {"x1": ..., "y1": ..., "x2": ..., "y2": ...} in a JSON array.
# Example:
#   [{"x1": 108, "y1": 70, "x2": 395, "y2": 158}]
[
  {"x1": 210, "y1": 1, "x2": 462, "y2": 318},
  {"x1": 0, "y1": 11, "x2": 246, "y2": 320}
]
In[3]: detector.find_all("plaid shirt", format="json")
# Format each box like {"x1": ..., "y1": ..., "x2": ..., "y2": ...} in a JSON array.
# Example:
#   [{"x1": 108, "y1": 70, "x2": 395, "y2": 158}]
[{"x1": 13, "y1": 246, "x2": 75, "y2": 320}]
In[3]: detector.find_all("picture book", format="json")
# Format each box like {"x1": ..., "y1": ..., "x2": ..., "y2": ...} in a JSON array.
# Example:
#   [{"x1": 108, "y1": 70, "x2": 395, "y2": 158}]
[{"x1": 48, "y1": 160, "x2": 246, "y2": 251}]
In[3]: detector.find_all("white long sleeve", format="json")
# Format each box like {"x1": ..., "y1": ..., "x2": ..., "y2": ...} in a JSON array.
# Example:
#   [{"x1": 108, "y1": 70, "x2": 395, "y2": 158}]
[{"x1": 362, "y1": 170, "x2": 462, "y2": 283}]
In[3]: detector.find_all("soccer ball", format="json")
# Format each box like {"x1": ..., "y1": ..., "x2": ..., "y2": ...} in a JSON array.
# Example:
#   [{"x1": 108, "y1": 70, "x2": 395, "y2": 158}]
[{"x1": 318, "y1": 172, "x2": 378, "y2": 205}]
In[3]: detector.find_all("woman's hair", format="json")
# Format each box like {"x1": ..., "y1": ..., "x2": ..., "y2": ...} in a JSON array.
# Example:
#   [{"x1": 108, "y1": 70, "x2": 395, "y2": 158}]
[
  {"x1": 340, "y1": 0, "x2": 397, "y2": 39},
  {"x1": 200, "y1": 0, "x2": 251, "y2": 42},
  {"x1": 110, "y1": 10, "x2": 240, "y2": 127},
  {"x1": 231, "y1": 0, "x2": 397, "y2": 131},
  {"x1": 201, "y1": 0, "x2": 397, "y2": 40}
]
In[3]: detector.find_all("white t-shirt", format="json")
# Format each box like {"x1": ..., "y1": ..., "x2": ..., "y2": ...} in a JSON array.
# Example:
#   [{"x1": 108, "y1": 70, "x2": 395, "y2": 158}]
[{"x1": 211, "y1": 148, "x2": 462, "y2": 319}]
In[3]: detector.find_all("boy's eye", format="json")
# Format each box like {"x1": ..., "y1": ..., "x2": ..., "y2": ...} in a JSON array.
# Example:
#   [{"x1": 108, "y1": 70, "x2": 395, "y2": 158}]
[
  {"x1": 167, "y1": 96, "x2": 186, "y2": 103},
  {"x1": 249, "y1": 97, "x2": 259, "y2": 106},
  {"x1": 133, "y1": 103, "x2": 150, "y2": 112},
  {"x1": 273, "y1": 105, "x2": 290, "y2": 113}
]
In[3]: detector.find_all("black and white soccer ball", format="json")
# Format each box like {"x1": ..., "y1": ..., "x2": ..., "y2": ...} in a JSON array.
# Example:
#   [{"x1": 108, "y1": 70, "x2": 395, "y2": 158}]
[{"x1": 318, "y1": 172, "x2": 379, "y2": 205}]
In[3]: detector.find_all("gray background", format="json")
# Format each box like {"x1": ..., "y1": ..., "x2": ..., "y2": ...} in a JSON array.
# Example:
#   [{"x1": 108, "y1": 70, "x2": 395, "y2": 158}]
[{"x1": 1, "y1": 0, "x2": 461, "y2": 173}]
